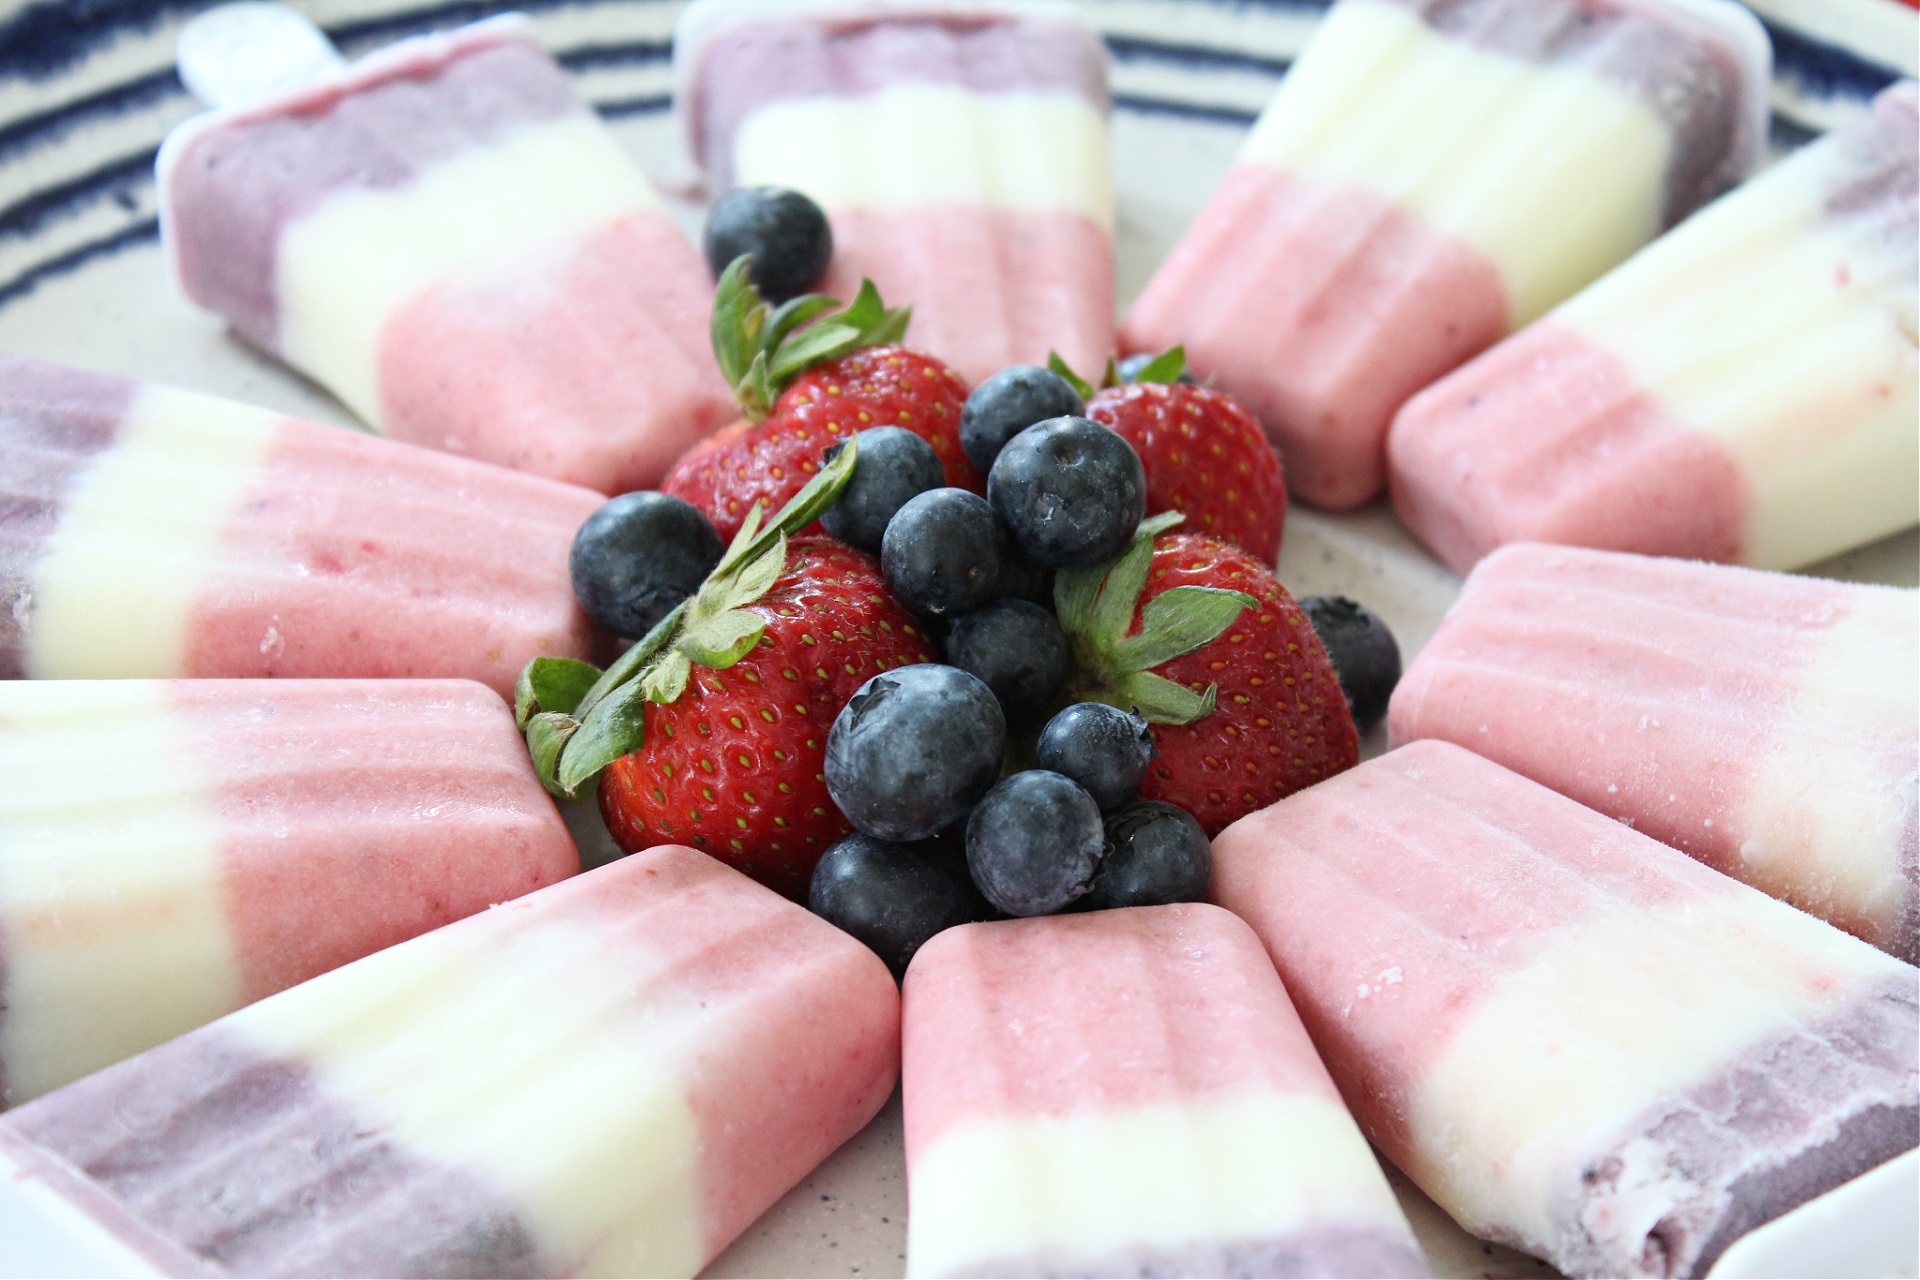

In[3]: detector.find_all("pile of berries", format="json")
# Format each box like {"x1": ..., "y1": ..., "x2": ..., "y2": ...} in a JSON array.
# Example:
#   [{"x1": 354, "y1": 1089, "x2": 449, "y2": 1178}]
[{"x1": 518, "y1": 188, "x2": 1401, "y2": 976}]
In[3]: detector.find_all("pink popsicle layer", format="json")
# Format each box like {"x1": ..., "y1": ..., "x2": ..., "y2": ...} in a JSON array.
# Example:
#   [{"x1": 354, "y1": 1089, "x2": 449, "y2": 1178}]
[
  {"x1": 1122, "y1": 165, "x2": 1506, "y2": 509},
  {"x1": 1387, "y1": 321, "x2": 1748, "y2": 572},
  {"x1": 1389, "y1": 543, "x2": 1918, "y2": 959},
  {"x1": 184, "y1": 417, "x2": 603, "y2": 692},
  {"x1": 0, "y1": 678, "x2": 577, "y2": 1107},
  {"x1": 1212, "y1": 740, "x2": 1919, "y2": 1278},
  {"x1": 378, "y1": 212, "x2": 736, "y2": 493},
  {"x1": 0, "y1": 845, "x2": 900, "y2": 1276},
  {"x1": 819, "y1": 207, "x2": 1113, "y2": 388},
  {"x1": 183, "y1": 679, "x2": 577, "y2": 999},
  {"x1": 902, "y1": 905, "x2": 1428, "y2": 1278}
]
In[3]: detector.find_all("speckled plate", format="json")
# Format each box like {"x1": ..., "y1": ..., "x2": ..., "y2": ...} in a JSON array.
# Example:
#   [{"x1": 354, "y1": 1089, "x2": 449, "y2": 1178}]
[{"x1": 0, "y1": 0, "x2": 1914, "y2": 1275}]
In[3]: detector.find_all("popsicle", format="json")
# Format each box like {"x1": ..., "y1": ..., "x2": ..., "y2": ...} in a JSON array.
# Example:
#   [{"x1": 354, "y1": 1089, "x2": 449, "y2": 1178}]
[
  {"x1": 1121, "y1": 0, "x2": 1770, "y2": 510},
  {"x1": 158, "y1": 10, "x2": 735, "y2": 494},
  {"x1": 677, "y1": 0, "x2": 1115, "y2": 385},
  {"x1": 0, "y1": 843, "x2": 900, "y2": 1277},
  {"x1": 1211, "y1": 740, "x2": 1920, "y2": 1280},
  {"x1": 902, "y1": 904, "x2": 1429, "y2": 1279},
  {"x1": 1388, "y1": 82, "x2": 1919, "y2": 573},
  {"x1": 0, "y1": 677, "x2": 577, "y2": 1108},
  {"x1": 1387, "y1": 543, "x2": 1919, "y2": 963},
  {"x1": 0, "y1": 353, "x2": 600, "y2": 695}
]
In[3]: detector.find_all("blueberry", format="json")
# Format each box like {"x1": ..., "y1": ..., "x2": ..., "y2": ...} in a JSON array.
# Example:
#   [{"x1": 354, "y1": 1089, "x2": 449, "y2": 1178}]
[
  {"x1": 568, "y1": 491, "x2": 723, "y2": 639},
  {"x1": 995, "y1": 549, "x2": 1055, "y2": 608},
  {"x1": 1080, "y1": 801, "x2": 1210, "y2": 910},
  {"x1": 1034, "y1": 702, "x2": 1156, "y2": 812},
  {"x1": 826, "y1": 664, "x2": 1006, "y2": 842},
  {"x1": 809, "y1": 832, "x2": 989, "y2": 977},
  {"x1": 943, "y1": 600, "x2": 1070, "y2": 717},
  {"x1": 881, "y1": 488, "x2": 1001, "y2": 618},
  {"x1": 703, "y1": 187, "x2": 833, "y2": 304},
  {"x1": 1116, "y1": 353, "x2": 1197, "y2": 385},
  {"x1": 1300, "y1": 596, "x2": 1402, "y2": 733},
  {"x1": 966, "y1": 770, "x2": 1107, "y2": 916},
  {"x1": 987, "y1": 417, "x2": 1146, "y2": 569},
  {"x1": 960, "y1": 365, "x2": 1085, "y2": 474},
  {"x1": 821, "y1": 427, "x2": 945, "y2": 553}
]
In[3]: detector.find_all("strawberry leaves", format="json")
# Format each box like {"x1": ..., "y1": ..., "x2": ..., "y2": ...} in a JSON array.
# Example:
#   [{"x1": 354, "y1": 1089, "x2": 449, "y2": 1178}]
[
  {"x1": 519, "y1": 439, "x2": 861, "y2": 800},
  {"x1": 1048, "y1": 345, "x2": 1188, "y2": 397},
  {"x1": 1126, "y1": 345, "x2": 1188, "y2": 385},
  {"x1": 1055, "y1": 511, "x2": 1255, "y2": 727},
  {"x1": 712, "y1": 257, "x2": 911, "y2": 421}
]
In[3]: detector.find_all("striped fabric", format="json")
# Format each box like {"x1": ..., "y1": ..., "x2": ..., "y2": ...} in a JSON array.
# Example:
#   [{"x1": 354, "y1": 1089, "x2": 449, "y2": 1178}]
[{"x1": 0, "y1": 0, "x2": 1910, "y2": 315}]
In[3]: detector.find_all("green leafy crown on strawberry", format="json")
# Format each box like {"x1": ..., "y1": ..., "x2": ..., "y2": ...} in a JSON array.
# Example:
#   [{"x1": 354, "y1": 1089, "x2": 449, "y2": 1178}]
[
  {"x1": 710, "y1": 256, "x2": 912, "y2": 422},
  {"x1": 1052, "y1": 510, "x2": 1256, "y2": 724},
  {"x1": 514, "y1": 440, "x2": 863, "y2": 800},
  {"x1": 1046, "y1": 345, "x2": 1189, "y2": 400}
]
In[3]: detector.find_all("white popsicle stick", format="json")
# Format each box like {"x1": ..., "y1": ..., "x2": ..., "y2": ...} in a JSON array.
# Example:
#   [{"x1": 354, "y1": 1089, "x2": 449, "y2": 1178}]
[{"x1": 176, "y1": 3, "x2": 346, "y2": 109}]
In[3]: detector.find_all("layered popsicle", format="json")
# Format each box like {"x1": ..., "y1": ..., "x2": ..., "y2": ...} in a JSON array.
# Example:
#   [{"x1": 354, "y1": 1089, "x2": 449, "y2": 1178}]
[
  {"x1": 902, "y1": 905, "x2": 1428, "y2": 1278},
  {"x1": 1389, "y1": 82, "x2": 1919, "y2": 572},
  {"x1": 0, "y1": 678, "x2": 577, "y2": 1108},
  {"x1": 0, "y1": 843, "x2": 900, "y2": 1277},
  {"x1": 158, "y1": 14, "x2": 734, "y2": 493},
  {"x1": 1388, "y1": 543, "x2": 1919, "y2": 962},
  {"x1": 1212, "y1": 740, "x2": 1920, "y2": 1279},
  {"x1": 678, "y1": 0, "x2": 1115, "y2": 385},
  {"x1": 1122, "y1": 0, "x2": 1770, "y2": 509},
  {"x1": 1, "y1": 354, "x2": 600, "y2": 695}
]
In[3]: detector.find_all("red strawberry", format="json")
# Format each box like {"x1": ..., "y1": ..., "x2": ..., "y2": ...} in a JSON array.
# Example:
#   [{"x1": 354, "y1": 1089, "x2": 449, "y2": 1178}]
[
  {"x1": 1060, "y1": 346, "x2": 1287, "y2": 563},
  {"x1": 664, "y1": 345, "x2": 977, "y2": 542},
  {"x1": 598, "y1": 536, "x2": 935, "y2": 898},
  {"x1": 662, "y1": 262, "x2": 978, "y2": 543},
  {"x1": 1087, "y1": 381, "x2": 1286, "y2": 563},
  {"x1": 515, "y1": 443, "x2": 936, "y2": 900},
  {"x1": 1055, "y1": 514, "x2": 1357, "y2": 836}
]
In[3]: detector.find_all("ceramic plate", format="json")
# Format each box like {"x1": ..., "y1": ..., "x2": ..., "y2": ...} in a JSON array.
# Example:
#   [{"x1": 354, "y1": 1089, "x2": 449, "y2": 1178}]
[{"x1": 0, "y1": 0, "x2": 1915, "y2": 1275}]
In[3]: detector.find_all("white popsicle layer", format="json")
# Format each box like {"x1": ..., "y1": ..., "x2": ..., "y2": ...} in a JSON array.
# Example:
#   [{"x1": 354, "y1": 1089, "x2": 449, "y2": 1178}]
[
  {"x1": 734, "y1": 84, "x2": 1113, "y2": 229},
  {"x1": 1241, "y1": 0, "x2": 1671, "y2": 326},
  {"x1": 26, "y1": 383, "x2": 273, "y2": 679}
]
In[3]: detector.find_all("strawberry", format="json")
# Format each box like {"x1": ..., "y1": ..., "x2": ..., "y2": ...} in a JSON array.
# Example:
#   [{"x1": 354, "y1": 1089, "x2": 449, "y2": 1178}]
[
  {"x1": 1060, "y1": 347, "x2": 1287, "y2": 563},
  {"x1": 662, "y1": 260, "x2": 979, "y2": 543},
  {"x1": 598, "y1": 536, "x2": 934, "y2": 898},
  {"x1": 1054, "y1": 513, "x2": 1357, "y2": 835},
  {"x1": 515, "y1": 443, "x2": 934, "y2": 899}
]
